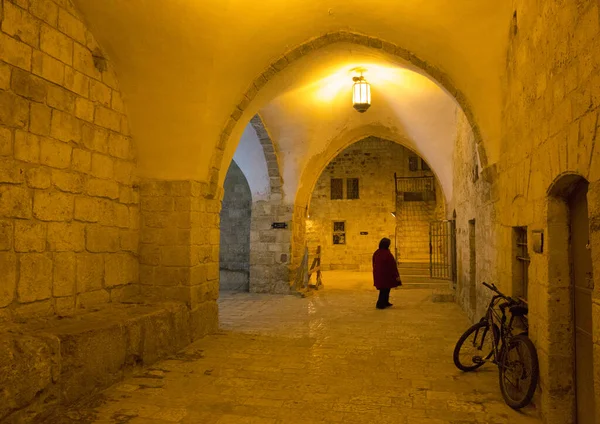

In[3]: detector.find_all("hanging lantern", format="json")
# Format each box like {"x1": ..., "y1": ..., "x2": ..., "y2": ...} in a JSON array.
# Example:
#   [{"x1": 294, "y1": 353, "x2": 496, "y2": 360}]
[{"x1": 352, "y1": 74, "x2": 371, "y2": 113}]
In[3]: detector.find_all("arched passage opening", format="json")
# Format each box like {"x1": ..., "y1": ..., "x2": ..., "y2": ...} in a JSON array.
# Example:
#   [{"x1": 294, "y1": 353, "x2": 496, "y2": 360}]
[
  {"x1": 305, "y1": 136, "x2": 447, "y2": 289},
  {"x1": 219, "y1": 160, "x2": 252, "y2": 291}
]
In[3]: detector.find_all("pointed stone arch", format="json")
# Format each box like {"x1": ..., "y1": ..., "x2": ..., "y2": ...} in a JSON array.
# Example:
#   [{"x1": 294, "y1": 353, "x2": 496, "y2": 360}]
[
  {"x1": 208, "y1": 30, "x2": 491, "y2": 197},
  {"x1": 249, "y1": 114, "x2": 283, "y2": 197}
]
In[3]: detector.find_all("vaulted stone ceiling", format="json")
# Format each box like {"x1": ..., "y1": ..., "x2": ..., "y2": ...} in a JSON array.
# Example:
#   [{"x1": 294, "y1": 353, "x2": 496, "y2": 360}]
[{"x1": 74, "y1": 0, "x2": 513, "y2": 200}]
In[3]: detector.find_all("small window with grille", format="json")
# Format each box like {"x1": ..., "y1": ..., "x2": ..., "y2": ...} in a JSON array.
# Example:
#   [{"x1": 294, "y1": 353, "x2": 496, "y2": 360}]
[
  {"x1": 409, "y1": 157, "x2": 419, "y2": 172},
  {"x1": 421, "y1": 159, "x2": 431, "y2": 171},
  {"x1": 347, "y1": 178, "x2": 359, "y2": 199},
  {"x1": 330, "y1": 178, "x2": 343, "y2": 199},
  {"x1": 333, "y1": 221, "x2": 346, "y2": 245}
]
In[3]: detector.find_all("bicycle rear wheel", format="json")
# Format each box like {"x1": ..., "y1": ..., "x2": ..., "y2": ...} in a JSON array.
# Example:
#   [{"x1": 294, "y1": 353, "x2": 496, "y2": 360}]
[
  {"x1": 498, "y1": 334, "x2": 539, "y2": 409},
  {"x1": 453, "y1": 321, "x2": 496, "y2": 372}
]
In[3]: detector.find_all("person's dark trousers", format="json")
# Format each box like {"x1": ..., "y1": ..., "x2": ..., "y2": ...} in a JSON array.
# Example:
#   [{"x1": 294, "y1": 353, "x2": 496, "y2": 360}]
[{"x1": 376, "y1": 288, "x2": 391, "y2": 309}]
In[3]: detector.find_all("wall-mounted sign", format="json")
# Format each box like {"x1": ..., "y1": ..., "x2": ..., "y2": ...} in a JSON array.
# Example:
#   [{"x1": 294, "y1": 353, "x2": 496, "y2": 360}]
[
  {"x1": 272, "y1": 222, "x2": 288, "y2": 229},
  {"x1": 532, "y1": 230, "x2": 544, "y2": 253},
  {"x1": 360, "y1": 231, "x2": 368, "y2": 235}
]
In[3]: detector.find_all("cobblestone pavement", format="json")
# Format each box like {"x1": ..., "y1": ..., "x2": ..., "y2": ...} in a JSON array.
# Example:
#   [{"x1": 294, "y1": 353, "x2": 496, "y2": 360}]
[{"x1": 57, "y1": 272, "x2": 541, "y2": 423}]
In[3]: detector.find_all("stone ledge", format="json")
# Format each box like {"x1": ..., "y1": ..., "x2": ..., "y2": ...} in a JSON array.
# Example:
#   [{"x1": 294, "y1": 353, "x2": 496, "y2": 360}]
[
  {"x1": 431, "y1": 288, "x2": 456, "y2": 303},
  {"x1": 0, "y1": 300, "x2": 217, "y2": 423}
]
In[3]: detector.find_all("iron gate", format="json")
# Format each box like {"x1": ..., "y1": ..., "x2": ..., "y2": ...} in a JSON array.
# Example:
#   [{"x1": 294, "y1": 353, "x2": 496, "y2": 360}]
[{"x1": 429, "y1": 220, "x2": 457, "y2": 284}]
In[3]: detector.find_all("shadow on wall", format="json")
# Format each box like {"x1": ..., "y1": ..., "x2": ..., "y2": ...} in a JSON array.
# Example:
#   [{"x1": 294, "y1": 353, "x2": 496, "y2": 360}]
[{"x1": 219, "y1": 161, "x2": 252, "y2": 291}]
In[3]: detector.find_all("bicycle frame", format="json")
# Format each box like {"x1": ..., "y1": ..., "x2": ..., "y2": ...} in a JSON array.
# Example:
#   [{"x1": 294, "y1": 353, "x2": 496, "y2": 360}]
[{"x1": 476, "y1": 286, "x2": 528, "y2": 365}]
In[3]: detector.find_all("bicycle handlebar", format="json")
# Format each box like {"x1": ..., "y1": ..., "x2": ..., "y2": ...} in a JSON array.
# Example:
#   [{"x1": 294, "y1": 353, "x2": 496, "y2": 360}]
[{"x1": 481, "y1": 282, "x2": 517, "y2": 304}]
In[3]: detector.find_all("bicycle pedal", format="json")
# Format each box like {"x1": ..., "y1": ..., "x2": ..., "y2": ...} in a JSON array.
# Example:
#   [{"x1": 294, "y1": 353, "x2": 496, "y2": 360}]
[{"x1": 473, "y1": 356, "x2": 484, "y2": 364}]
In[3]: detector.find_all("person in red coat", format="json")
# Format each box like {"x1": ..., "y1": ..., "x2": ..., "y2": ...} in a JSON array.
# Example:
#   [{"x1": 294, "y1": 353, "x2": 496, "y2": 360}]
[{"x1": 372, "y1": 238, "x2": 402, "y2": 309}]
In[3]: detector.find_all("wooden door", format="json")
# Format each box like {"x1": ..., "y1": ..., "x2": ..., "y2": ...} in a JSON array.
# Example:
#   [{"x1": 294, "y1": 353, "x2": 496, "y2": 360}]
[{"x1": 569, "y1": 182, "x2": 596, "y2": 424}]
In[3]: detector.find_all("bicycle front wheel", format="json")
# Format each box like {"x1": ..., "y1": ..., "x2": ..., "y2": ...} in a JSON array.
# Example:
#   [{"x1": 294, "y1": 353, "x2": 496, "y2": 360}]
[
  {"x1": 453, "y1": 321, "x2": 495, "y2": 372},
  {"x1": 498, "y1": 334, "x2": 539, "y2": 409}
]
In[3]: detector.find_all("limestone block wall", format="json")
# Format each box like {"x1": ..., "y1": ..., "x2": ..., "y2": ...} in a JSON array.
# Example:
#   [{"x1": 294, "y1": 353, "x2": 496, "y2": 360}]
[
  {"x1": 452, "y1": 2, "x2": 600, "y2": 422},
  {"x1": 138, "y1": 180, "x2": 219, "y2": 337},
  {"x1": 250, "y1": 200, "x2": 293, "y2": 293},
  {"x1": 0, "y1": 0, "x2": 139, "y2": 320},
  {"x1": 219, "y1": 161, "x2": 251, "y2": 291},
  {"x1": 306, "y1": 138, "x2": 443, "y2": 272}
]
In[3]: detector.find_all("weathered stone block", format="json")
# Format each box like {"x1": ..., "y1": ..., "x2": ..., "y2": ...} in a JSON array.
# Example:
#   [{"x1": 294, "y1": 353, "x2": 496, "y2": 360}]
[
  {"x1": 90, "y1": 153, "x2": 114, "y2": 179},
  {"x1": 105, "y1": 253, "x2": 138, "y2": 287},
  {"x1": 53, "y1": 251, "x2": 76, "y2": 297},
  {"x1": 64, "y1": 67, "x2": 89, "y2": 97},
  {"x1": 0, "y1": 62, "x2": 10, "y2": 91},
  {"x1": 48, "y1": 221, "x2": 85, "y2": 251},
  {"x1": 50, "y1": 109, "x2": 81, "y2": 143},
  {"x1": 15, "y1": 130, "x2": 40, "y2": 163},
  {"x1": 32, "y1": 50, "x2": 65, "y2": 85},
  {"x1": 14, "y1": 220, "x2": 46, "y2": 252},
  {"x1": 40, "y1": 24, "x2": 73, "y2": 65},
  {"x1": 30, "y1": 102, "x2": 52, "y2": 136},
  {"x1": 18, "y1": 253, "x2": 53, "y2": 302},
  {"x1": 30, "y1": 0, "x2": 59, "y2": 26},
  {"x1": 33, "y1": 190, "x2": 73, "y2": 221},
  {"x1": 81, "y1": 123, "x2": 109, "y2": 153},
  {"x1": 52, "y1": 169, "x2": 84, "y2": 193},
  {"x1": 86, "y1": 178, "x2": 119, "y2": 199},
  {"x1": 120, "y1": 229, "x2": 138, "y2": 252},
  {"x1": 73, "y1": 42, "x2": 101, "y2": 80},
  {"x1": 0, "y1": 127, "x2": 12, "y2": 156},
  {"x1": 11, "y1": 68, "x2": 47, "y2": 102},
  {"x1": 0, "y1": 220, "x2": 12, "y2": 251},
  {"x1": 73, "y1": 195, "x2": 101, "y2": 222},
  {"x1": 25, "y1": 167, "x2": 51, "y2": 189},
  {"x1": 58, "y1": 8, "x2": 86, "y2": 44},
  {"x1": 0, "y1": 185, "x2": 32, "y2": 218},
  {"x1": 0, "y1": 157, "x2": 24, "y2": 184},
  {"x1": 77, "y1": 289, "x2": 109, "y2": 308},
  {"x1": 0, "y1": 334, "x2": 58, "y2": 420},
  {"x1": 90, "y1": 80, "x2": 111, "y2": 106},
  {"x1": 74, "y1": 97, "x2": 94, "y2": 122},
  {"x1": 95, "y1": 106, "x2": 121, "y2": 131},
  {"x1": 139, "y1": 244, "x2": 161, "y2": 266},
  {"x1": 72, "y1": 148, "x2": 91, "y2": 173},
  {"x1": 0, "y1": 252, "x2": 17, "y2": 307},
  {"x1": 40, "y1": 137, "x2": 72, "y2": 168},
  {"x1": 114, "y1": 160, "x2": 133, "y2": 185},
  {"x1": 47, "y1": 84, "x2": 76, "y2": 113},
  {"x1": 0, "y1": 90, "x2": 29, "y2": 128},
  {"x1": 108, "y1": 133, "x2": 130, "y2": 159},
  {"x1": 3, "y1": 2, "x2": 40, "y2": 48},
  {"x1": 76, "y1": 253, "x2": 104, "y2": 292},
  {"x1": 86, "y1": 225, "x2": 119, "y2": 253},
  {"x1": 0, "y1": 32, "x2": 31, "y2": 71}
]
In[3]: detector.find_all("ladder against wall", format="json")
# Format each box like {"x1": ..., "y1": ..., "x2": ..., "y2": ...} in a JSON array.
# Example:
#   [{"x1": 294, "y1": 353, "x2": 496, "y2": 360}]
[{"x1": 293, "y1": 245, "x2": 323, "y2": 291}]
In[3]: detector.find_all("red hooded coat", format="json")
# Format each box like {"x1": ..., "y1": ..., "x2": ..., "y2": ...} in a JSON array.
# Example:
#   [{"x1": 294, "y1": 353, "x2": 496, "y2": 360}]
[{"x1": 372, "y1": 248, "x2": 400, "y2": 289}]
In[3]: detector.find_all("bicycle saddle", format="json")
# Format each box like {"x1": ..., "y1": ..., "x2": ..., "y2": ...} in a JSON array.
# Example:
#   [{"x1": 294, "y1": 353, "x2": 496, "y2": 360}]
[{"x1": 509, "y1": 304, "x2": 528, "y2": 317}]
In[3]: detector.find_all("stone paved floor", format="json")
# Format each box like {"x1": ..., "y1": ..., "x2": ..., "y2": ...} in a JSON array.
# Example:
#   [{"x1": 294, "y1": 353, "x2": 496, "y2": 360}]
[{"x1": 57, "y1": 272, "x2": 541, "y2": 423}]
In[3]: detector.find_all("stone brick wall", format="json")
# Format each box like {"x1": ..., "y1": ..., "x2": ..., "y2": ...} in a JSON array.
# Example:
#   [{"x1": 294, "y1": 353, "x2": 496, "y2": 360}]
[
  {"x1": 219, "y1": 161, "x2": 251, "y2": 291},
  {"x1": 306, "y1": 137, "x2": 444, "y2": 272},
  {"x1": 452, "y1": 2, "x2": 600, "y2": 422},
  {"x1": 0, "y1": 0, "x2": 138, "y2": 320}
]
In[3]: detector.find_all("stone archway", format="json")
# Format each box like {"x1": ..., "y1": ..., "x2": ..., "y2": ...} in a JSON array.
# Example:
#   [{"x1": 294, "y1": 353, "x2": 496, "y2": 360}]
[
  {"x1": 219, "y1": 161, "x2": 252, "y2": 291},
  {"x1": 242, "y1": 115, "x2": 293, "y2": 293},
  {"x1": 545, "y1": 173, "x2": 597, "y2": 424},
  {"x1": 208, "y1": 30, "x2": 493, "y2": 198}
]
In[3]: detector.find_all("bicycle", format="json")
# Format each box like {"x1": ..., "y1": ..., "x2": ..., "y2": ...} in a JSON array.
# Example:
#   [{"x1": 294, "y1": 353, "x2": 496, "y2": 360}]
[{"x1": 453, "y1": 282, "x2": 539, "y2": 409}]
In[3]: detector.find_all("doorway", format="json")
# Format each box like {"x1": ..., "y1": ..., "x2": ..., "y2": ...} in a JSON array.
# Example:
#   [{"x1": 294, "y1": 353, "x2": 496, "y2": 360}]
[{"x1": 569, "y1": 180, "x2": 596, "y2": 424}]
